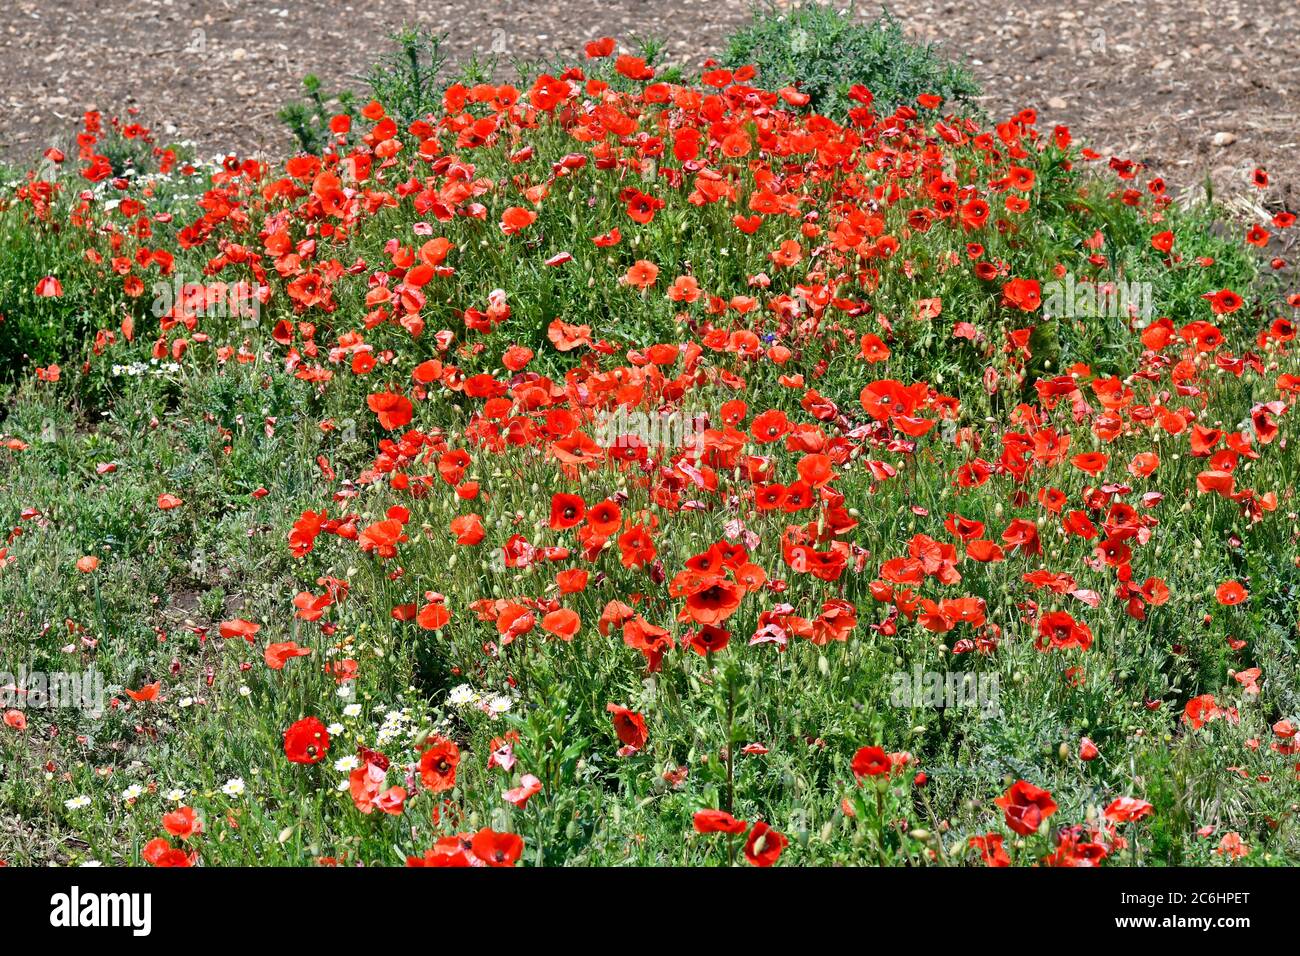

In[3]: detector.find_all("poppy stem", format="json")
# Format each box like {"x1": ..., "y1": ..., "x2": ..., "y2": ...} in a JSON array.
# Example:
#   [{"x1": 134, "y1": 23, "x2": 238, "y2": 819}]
[
  {"x1": 875, "y1": 783, "x2": 889, "y2": 867},
  {"x1": 724, "y1": 671, "x2": 735, "y2": 815},
  {"x1": 722, "y1": 658, "x2": 736, "y2": 867}
]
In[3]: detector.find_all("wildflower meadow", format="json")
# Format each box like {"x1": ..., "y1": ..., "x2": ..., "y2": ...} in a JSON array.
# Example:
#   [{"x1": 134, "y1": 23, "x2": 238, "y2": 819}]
[{"x1": 1, "y1": 6, "x2": 1298, "y2": 892}]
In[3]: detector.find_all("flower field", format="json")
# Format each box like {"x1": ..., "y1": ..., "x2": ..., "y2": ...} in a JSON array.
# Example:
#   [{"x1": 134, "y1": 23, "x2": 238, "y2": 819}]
[{"x1": 2, "y1": 17, "x2": 1299, "y2": 869}]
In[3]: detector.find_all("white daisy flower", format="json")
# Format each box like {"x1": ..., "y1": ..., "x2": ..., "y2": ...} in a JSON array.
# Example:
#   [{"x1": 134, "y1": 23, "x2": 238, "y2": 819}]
[
  {"x1": 448, "y1": 684, "x2": 478, "y2": 707},
  {"x1": 221, "y1": 777, "x2": 246, "y2": 798}
]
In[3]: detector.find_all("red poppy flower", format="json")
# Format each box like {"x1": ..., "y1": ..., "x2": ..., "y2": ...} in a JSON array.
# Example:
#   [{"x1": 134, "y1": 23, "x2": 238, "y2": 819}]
[
  {"x1": 500, "y1": 206, "x2": 537, "y2": 235},
  {"x1": 687, "y1": 623, "x2": 731, "y2": 655},
  {"x1": 1104, "y1": 797, "x2": 1153, "y2": 823},
  {"x1": 851, "y1": 745, "x2": 893, "y2": 779},
  {"x1": 265, "y1": 641, "x2": 312, "y2": 670},
  {"x1": 693, "y1": 809, "x2": 747, "y2": 834},
  {"x1": 549, "y1": 493, "x2": 586, "y2": 530},
  {"x1": 1208, "y1": 289, "x2": 1243, "y2": 315},
  {"x1": 586, "y1": 499, "x2": 623, "y2": 537},
  {"x1": 367, "y1": 391, "x2": 413, "y2": 430},
  {"x1": 750, "y1": 409, "x2": 790, "y2": 443},
  {"x1": 606, "y1": 703, "x2": 648, "y2": 754},
  {"x1": 680, "y1": 578, "x2": 741, "y2": 625},
  {"x1": 162, "y1": 806, "x2": 201, "y2": 839},
  {"x1": 450, "y1": 513, "x2": 485, "y2": 545},
  {"x1": 555, "y1": 568, "x2": 589, "y2": 594},
  {"x1": 416, "y1": 601, "x2": 450, "y2": 631},
  {"x1": 359, "y1": 518, "x2": 408, "y2": 558},
  {"x1": 994, "y1": 780, "x2": 1058, "y2": 835},
  {"x1": 503, "y1": 774, "x2": 542, "y2": 808},
  {"x1": 796, "y1": 453, "x2": 834, "y2": 487},
  {"x1": 1002, "y1": 277, "x2": 1042, "y2": 311},
  {"x1": 1036, "y1": 611, "x2": 1094, "y2": 652},
  {"x1": 419, "y1": 737, "x2": 461, "y2": 792},
  {"x1": 860, "y1": 379, "x2": 925, "y2": 422},
  {"x1": 1070, "y1": 451, "x2": 1108, "y2": 476},
  {"x1": 859, "y1": 333, "x2": 891, "y2": 363},
  {"x1": 34, "y1": 276, "x2": 63, "y2": 297},
  {"x1": 219, "y1": 618, "x2": 260, "y2": 642},
  {"x1": 284, "y1": 716, "x2": 331, "y2": 764},
  {"x1": 624, "y1": 259, "x2": 659, "y2": 289},
  {"x1": 142, "y1": 838, "x2": 195, "y2": 867},
  {"x1": 1215, "y1": 581, "x2": 1248, "y2": 606},
  {"x1": 471, "y1": 828, "x2": 524, "y2": 866},
  {"x1": 125, "y1": 682, "x2": 160, "y2": 702},
  {"x1": 743, "y1": 821, "x2": 788, "y2": 866},
  {"x1": 542, "y1": 608, "x2": 581, "y2": 641},
  {"x1": 1183, "y1": 693, "x2": 1221, "y2": 730},
  {"x1": 969, "y1": 833, "x2": 1010, "y2": 866}
]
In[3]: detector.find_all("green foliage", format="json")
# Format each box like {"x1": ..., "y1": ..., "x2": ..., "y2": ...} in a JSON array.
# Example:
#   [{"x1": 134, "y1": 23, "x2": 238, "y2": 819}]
[
  {"x1": 278, "y1": 74, "x2": 357, "y2": 156},
  {"x1": 97, "y1": 130, "x2": 158, "y2": 179},
  {"x1": 0, "y1": 208, "x2": 88, "y2": 377},
  {"x1": 363, "y1": 27, "x2": 450, "y2": 129},
  {"x1": 279, "y1": 28, "x2": 449, "y2": 155},
  {"x1": 722, "y1": 3, "x2": 981, "y2": 118}
]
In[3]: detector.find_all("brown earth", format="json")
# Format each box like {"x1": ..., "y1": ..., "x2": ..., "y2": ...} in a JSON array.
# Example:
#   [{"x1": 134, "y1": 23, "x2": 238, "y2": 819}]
[{"x1": 1, "y1": 0, "x2": 1296, "y2": 205}]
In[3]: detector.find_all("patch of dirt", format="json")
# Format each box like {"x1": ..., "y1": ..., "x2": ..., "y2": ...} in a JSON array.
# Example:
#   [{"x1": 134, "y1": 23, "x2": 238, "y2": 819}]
[
  {"x1": 892, "y1": 0, "x2": 1300, "y2": 206},
  {"x1": 0, "y1": 0, "x2": 1296, "y2": 203}
]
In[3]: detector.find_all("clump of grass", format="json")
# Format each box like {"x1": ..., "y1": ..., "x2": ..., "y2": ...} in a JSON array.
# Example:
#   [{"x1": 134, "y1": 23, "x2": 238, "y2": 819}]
[
  {"x1": 363, "y1": 27, "x2": 450, "y2": 129},
  {"x1": 281, "y1": 27, "x2": 448, "y2": 156},
  {"x1": 278, "y1": 74, "x2": 358, "y2": 156},
  {"x1": 722, "y1": 3, "x2": 981, "y2": 118}
]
